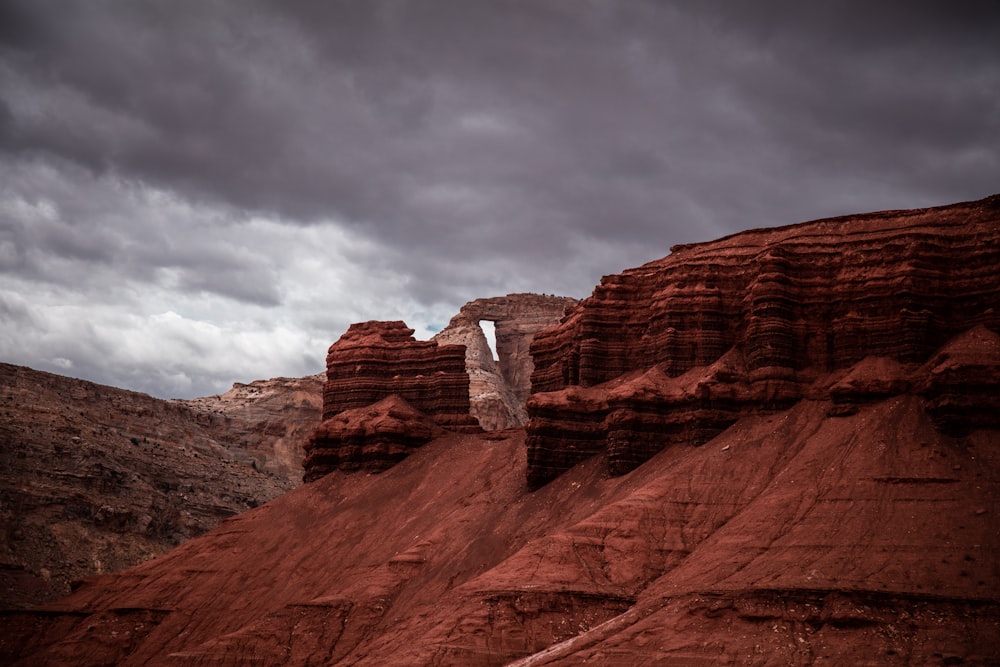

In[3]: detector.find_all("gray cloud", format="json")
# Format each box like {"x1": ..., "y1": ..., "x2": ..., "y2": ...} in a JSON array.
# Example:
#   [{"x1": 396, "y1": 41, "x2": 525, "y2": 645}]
[{"x1": 1, "y1": 0, "x2": 998, "y2": 397}]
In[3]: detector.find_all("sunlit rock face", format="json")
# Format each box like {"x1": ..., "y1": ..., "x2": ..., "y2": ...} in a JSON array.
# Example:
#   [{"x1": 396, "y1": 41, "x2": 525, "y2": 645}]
[
  {"x1": 433, "y1": 294, "x2": 577, "y2": 431},
  {"x1": 526, "y1": 194, "x2": 1000, "y2": 488}
]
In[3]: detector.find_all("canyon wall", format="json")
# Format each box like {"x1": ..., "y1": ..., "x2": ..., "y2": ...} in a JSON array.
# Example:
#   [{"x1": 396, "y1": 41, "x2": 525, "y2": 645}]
[
  {"x1": 433, "y1": 294, "x2": 576, "y2": 430},
  {"x1": 526, "y1": 195, "x2": 1000, "y2": 487},
  {"x1": 0, "y1": 365, "x2": 319, "y2": 607},
  {"x1": 0, "y1": 297, "x2": 576, "y2": 604}
]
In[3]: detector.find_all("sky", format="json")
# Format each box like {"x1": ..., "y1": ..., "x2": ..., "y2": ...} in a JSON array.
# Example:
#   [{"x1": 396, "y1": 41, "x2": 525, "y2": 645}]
[{"x1": 1, "y1": 1, "x2": 998, "y2": 399}]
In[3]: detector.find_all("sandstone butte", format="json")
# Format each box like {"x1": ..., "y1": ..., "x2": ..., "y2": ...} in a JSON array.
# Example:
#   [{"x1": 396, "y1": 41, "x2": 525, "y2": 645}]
[{"x1": 3, "y1": 194, "x2": 1000, "y2": 665}]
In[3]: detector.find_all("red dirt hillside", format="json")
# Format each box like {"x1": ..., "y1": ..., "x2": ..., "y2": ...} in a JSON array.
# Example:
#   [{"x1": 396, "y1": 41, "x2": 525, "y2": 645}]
[{"x1": 3, "y1": 195, "x2": 999, "y2": 665}]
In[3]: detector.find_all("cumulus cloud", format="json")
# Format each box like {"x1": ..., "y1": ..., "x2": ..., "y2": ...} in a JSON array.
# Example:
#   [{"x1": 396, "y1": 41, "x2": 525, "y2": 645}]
[{"x1": 0, "y1": 0, "x2": 998, "y2": 397}]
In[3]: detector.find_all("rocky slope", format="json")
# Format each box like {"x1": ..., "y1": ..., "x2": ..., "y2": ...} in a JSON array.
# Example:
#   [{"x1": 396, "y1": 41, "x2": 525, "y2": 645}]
[
  {"x1": 4, "y1": 195, "x2": 999, "y2": 665},
  {"x1": 0, "y1": 296, "x2": 573, "y2": 608},
  {"x1": 433, "y1": 294, "x2": 577, "y2": 430},
  {"x1": 174, "y1": 374, "x2": 324, "y2": 479},
  {"x1": 0, "y1": 365, "x2": 320, "y2": 608}
]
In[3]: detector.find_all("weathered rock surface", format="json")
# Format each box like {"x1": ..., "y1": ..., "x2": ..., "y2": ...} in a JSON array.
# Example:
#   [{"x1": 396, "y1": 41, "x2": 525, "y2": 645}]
[
  {"x1": 432, "y1": 311, "x2": 523, "y2": 431},
  {"x1": 4, "y1": 390, "x2": 996, "y2": 665},
  {"x1": 3, "y1": 195, "x2": 999, "y2": 665},
  {"x1": 174, "y1": 374, "x2": 323, "y2": 479},
  {"x1": 919, "y1": 324, "x2": 1000, "y2": 435},
  {"x1": 0, "y1": 364, "x2": 320, "y2": 608},
  {"x1": 527, "y1": 194, "x2": 1000, "y2": 487},
  {"x1": 320, "y1": 320, "x2": 477, "y2": 427},
  {"x1": 304, "y1": 321, "x2": 479, "y2": 481},
  {"x1": 434, "y1": 294, "x2": 576, "y2": 431},
  {"x1": 303, "y1": 395, "x2": 442, "y2": 481}
]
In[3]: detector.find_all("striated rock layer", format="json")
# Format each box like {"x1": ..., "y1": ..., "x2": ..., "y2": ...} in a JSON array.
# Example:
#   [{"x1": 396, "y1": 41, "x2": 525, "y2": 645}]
[
  {"x1": 304, "y1": 321, "x2": 479, "y2": 480},
  {"x1": 527, "y1": 194, "x2": 1000, "y2": 487},
  {"x1": 175, "y1": 373, "x2": 323, "y2": 479},
  {"x1": 303, "y1": 396, "x2": 442, "y2": 481},
  {"x1": 0, "y1": 365, "x2": 319, "y2": 608},
  {"x1": 4, "y1": 387, "x2": 997, "y2": 665},
  {"x1": 433, "y1": 294, "x2": 576, "y2": 431}
]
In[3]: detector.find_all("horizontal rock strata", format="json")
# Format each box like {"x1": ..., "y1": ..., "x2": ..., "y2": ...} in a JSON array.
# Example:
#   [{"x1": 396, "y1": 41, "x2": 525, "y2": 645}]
[
  {"x1": 0, "y1": 364, "x2": 313, "y2": 608},
  {"x1": 6, "y1": 394, "x2": 997, "y2": 665},
  {"x1": 527, "y1": 195, "x2": 1000, "y2": 487},
  {"x1": 321, "y1": 321, "x2": 476, "y2": 426},
  {"x1": 919, "y1": 324, "x2": 1000, "y2": 435},
  {"x1": 302, "y1": 396, "x2": 441, "y2": 481},
  {"x1": 305, "y1": 321, "x2": 479, "y2": 481},
  {"x1": 5, "y1": 195, "x2": 999, "y2": 665}
]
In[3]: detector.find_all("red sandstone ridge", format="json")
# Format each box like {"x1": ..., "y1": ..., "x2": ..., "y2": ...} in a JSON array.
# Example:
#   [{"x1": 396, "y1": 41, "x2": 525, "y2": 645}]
[
  {"x1": 527, "y1": 194, "x2": 1000, "y2": 487},
  {"x1": 303, "y1": 320, "x2": 479, "y2": 481},
  {"x1": 3, "y1": 195, "x2": 999, "y2": 665},
  {"x1": 433, "y1": 294, "x2": 577, "y2": 430}
]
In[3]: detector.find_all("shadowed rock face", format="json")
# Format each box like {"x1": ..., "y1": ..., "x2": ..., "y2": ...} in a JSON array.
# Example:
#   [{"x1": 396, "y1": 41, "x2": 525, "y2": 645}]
[
  {"x1": 433, "y1": 294, "x2": 577, "y2": 431},
  {"x1": 3, "y1": 195, "x2": 999, "y2": 665},
  {"x1": 526, "y1": 195, "x2": 1000, "y2": 487}
]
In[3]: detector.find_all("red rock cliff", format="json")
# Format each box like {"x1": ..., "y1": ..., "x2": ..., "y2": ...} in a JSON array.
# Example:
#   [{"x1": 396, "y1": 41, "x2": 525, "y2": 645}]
[
  {"x1": 303, "y1": 321, "x2": 479, "y2": 480},
  {"x1": 527, "y1": 195, "x2": 1000, "y2": 487}
]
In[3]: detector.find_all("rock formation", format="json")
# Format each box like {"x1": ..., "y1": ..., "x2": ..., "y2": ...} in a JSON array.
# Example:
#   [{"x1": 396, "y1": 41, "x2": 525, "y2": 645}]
[
  {"x1": 303, "y1": 396, "x2": 442, "y2": 481},
  {"x1": 0, "y1": 365, "x2": 320, "y2": 608},
  {"x1": 526, "y1": 194, "x2": 1000, "y2": 487},
  {"x1": 0, "y1": 297, "x2": 578, "y2": 605},
  {"x1": 3, "y1": 194, "x2": 999, "y2": 665},
  {"x1": 175, "y1": 374, "x2": 324, "y2": 479},
  {"x1": 433, "y1": 294, "x2": 577, "y2": 431},
  {"x1": 303, "y1": 321, "x2": 479, "y2": 481}
]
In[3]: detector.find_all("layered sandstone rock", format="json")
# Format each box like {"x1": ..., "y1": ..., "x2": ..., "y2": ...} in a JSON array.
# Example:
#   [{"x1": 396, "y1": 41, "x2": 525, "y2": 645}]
[
  {"x1": 527, "y1": 194, "x2": 1000, "y2": 487},
  {"x1": 433, "y1": 294, "x2": 576, "y2": 430},
  {"x1": 6, "y1": 388, "x2": 997, "y2": 666},
  {"x1": 176, "y1": 374, "x2": 324, "y2": 479},
  {"x1": 0, "y1": 365, "x2": 317, "y2": 608},
  {"x1": 431, "y1": 312, "x2": 523, "y2": 431},
  {"x1": 304, "y1": 321, "x2": 479, "y2": 481},
  {"x1": 919, "y1": 324, "x2": 1000, "y2": 435},
  {"x1": 302, "y1": 396, "x2": 442, "y2": 481},
  {"x1": 319, "y1": 321, "x2": 477, "y2": 428}
]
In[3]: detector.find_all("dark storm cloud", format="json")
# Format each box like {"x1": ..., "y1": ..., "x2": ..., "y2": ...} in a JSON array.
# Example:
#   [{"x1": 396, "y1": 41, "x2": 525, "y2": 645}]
[
  {"x1": 1, "y1": 0, "x2": 998, "y2": 397},
  {"x1": 4, "y1": 1, "x2": 998, "y2": 254}
]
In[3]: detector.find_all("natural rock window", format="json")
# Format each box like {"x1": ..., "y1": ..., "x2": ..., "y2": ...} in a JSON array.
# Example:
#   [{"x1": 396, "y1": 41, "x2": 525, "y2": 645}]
[{"x1": 480, "y1": 320, "x2": 499, "y2": 361}]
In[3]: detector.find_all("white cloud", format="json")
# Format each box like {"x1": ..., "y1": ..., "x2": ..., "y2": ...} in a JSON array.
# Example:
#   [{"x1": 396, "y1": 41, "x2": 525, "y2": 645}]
[{"x1": 0, "y1": 159, "x2": 463, "y2": 397}]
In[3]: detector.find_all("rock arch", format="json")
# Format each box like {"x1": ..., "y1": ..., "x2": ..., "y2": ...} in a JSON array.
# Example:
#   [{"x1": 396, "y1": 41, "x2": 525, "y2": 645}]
[{"x1": 433, "y1": 293, "x2": 577, "y2": 430}]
